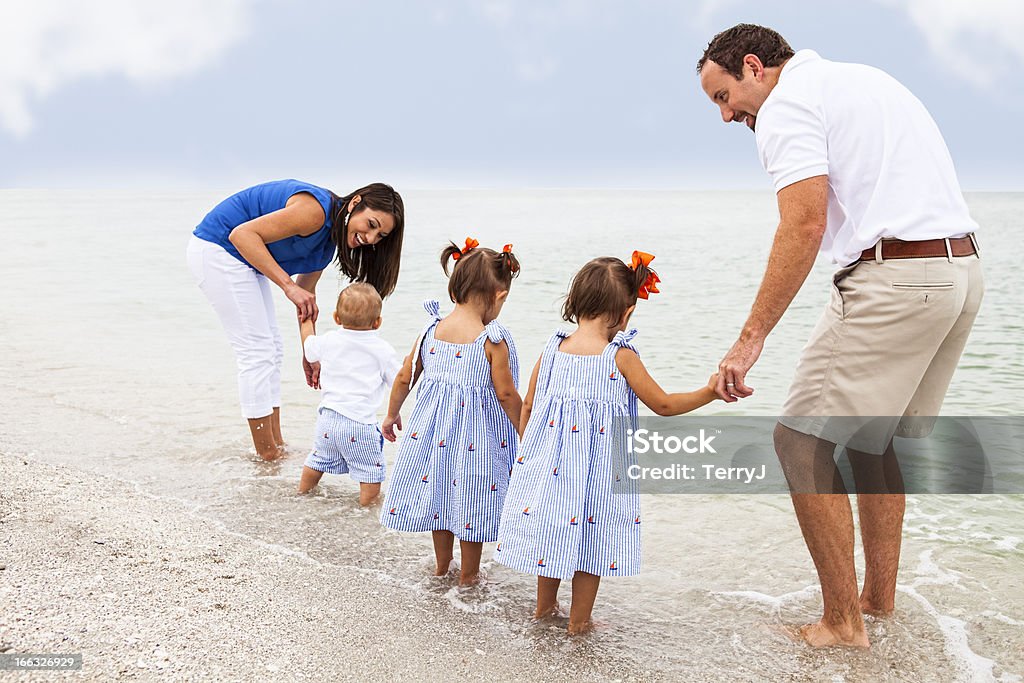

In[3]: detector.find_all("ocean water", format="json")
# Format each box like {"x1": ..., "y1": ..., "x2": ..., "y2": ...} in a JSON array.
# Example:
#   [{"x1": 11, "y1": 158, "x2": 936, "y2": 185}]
[{"x1": 1, "y1": 189, "x2": 1021, "y2": 681}]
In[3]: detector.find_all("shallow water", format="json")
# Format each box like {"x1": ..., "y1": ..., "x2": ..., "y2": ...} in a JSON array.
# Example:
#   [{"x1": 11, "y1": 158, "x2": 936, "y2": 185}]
[{"x1": 1, "y1": 189, "x2": 1022, "y2": 681}]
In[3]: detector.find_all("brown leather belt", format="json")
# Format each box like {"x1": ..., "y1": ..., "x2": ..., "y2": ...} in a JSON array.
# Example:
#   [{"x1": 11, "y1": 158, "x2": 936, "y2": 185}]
[{"x1": 858, "y1": 235, "x2": 978, "y2": 262}]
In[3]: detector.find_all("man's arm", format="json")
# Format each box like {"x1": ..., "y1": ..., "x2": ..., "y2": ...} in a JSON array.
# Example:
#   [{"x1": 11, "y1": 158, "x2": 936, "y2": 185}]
[{"x1": 716, "y1": 175, "x2": 828, "y2": 402}]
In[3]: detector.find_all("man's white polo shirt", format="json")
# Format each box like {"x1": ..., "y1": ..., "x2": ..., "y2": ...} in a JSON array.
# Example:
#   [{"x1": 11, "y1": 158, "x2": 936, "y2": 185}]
[{"x1": 755, "y1": 49, "x2": 978, "y2": 266}]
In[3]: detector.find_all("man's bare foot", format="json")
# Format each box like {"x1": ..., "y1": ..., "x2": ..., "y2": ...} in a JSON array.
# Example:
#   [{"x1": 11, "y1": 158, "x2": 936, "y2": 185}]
[
  {"x1": 859, "y1": 595, "x2": 894, "y2": 617},
  {"x1": 799, "y1": 620, "x2": 870, "y2": 648},
  {"x1": 567, "y1": 619, "x2": 594, "y2": 635}
]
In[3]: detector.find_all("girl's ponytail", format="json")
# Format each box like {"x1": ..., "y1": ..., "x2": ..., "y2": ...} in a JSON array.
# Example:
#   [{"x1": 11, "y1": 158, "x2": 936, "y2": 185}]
[
  {"x1": 629, "y1": 251, "x2": 660, "y2": 300},
  {"x1": 440, "y1": 238, "x2": 520, "y2": 305},
  {"x1": 563, "y1": 252, "x2": 659, "y2": 327},
  {"x1": 441, "y1": 237, "x2": 480, "y2": 276},
  {"x1": 500, "y1": 244, "x2": 521, "y2": 278},
  {"x1": 440, "y1": 242, "x2": 465, "y2": 275}
]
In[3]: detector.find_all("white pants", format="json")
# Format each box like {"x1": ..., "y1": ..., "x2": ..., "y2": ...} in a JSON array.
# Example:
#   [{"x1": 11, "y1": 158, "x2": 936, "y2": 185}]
[{"x1": 186, "y1": 236, "x2": 283, "y2": 419}]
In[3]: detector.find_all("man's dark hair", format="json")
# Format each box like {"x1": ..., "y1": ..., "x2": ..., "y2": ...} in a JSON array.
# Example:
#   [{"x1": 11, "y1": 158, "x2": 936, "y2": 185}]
[{"x1": 696, "y1": 23, "x2": 795, "y2": 79}]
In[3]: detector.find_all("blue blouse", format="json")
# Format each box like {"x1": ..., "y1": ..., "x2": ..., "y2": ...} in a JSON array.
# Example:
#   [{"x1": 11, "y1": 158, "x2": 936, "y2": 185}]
[{"x1": 193, "y1": 179, "x2": 337, "y2": 275}]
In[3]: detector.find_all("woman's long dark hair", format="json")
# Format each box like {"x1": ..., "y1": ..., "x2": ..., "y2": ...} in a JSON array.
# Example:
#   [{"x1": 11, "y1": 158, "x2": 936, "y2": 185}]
[{"x1": 329, "y1": 183, "x2": 405, "y2": 298}]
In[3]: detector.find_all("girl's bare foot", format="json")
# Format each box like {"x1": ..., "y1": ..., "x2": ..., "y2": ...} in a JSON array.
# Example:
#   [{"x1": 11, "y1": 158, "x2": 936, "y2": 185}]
[
  {"x1": 434, "y1": 559, "x2": 453, "y2": 576},
  {"x1": 459, "y1": 571, "x2": 480, "y2": 587},
  {"x1": 534, "y1": 601, "x2": 561, "y2": 620},
  {"x1": 798, "y1": 619, "x2": 870, "y2": 648},
  {"x1": 567, "y1": 618, "x2": 594, "y2": 635}
]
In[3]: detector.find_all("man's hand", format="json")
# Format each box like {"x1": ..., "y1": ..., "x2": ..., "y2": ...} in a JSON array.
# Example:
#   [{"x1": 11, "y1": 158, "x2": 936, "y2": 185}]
[
  {"x1": 303, "y1": 357, "x2": 321, "y2": 389},
  {"x1": 382, "y1": 414, "x2": 402, "y2": 442},
  {"x1": 716, "y1": 335, "x2": 763, "y2": 402}
]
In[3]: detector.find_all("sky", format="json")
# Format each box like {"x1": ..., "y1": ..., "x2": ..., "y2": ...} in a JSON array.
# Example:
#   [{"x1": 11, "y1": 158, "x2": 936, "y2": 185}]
[{"x1": 0, "y1": 0, "x2": 1021, "y2": 190}]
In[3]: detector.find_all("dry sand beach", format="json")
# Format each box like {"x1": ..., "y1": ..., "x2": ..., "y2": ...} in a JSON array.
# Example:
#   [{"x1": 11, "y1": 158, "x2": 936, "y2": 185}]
[{"x1": 0, "y1": 453, "x2": 663, "y2": 682}]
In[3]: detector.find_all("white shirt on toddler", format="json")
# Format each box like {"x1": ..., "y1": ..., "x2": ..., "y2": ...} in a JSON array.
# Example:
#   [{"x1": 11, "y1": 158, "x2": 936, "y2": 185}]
[{"x1": 303, "y1": 328, "x2": 401, "y2": 425}]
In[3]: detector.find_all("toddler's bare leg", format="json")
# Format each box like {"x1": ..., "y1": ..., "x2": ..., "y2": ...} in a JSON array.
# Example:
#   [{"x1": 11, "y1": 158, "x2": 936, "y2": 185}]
[
  {"x1": 298, "y1": 466, "x2": 324, "y2": 493},
  {"x1": 459, "y1": 541, "x2": 483, "y2": 586},
  {"x1": 432, "y1": 531, "x2": 455, "y2": 576},
  {"x1": 536, "y1": 576, "x2": 561, "y2": 619},
  {"x1": 568, "y1": 572, "x2": 601, "y2": 635},
  {"x1": 358, "y1": 482, "x2": 382, "y2": 506},
  {"x1": 247, "y1": 414, "x2": 280, "y2": 461}
]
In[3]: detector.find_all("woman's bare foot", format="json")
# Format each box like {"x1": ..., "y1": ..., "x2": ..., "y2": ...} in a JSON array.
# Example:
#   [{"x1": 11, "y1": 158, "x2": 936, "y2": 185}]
[{"x1": 798, "y1": 620, "x2": 870, "y2": 648}]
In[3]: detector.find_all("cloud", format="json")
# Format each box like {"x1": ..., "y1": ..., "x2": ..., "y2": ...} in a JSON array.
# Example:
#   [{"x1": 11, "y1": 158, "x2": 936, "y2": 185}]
[
  {"x1": 873, "y1": 0, "x2": 1024, "y2": 88},
  {"x1": 466, "y1": 0, "x2": 616, "y2": 83},
  {"x1": 693, "y1": 0, "x2": 742, "y2": 32},
  {"x1": 0, "y1": 0, "x2": 249, "y2": 137}
]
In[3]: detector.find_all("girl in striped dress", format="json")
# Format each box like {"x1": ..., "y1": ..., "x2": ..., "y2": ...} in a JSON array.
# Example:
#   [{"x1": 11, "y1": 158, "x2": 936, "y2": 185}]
[
  {"x1": 495, "y1": 252, "x2": 719, "y2": 634},
  {"x1": 381, "y1": 239, "x2": 523, "y2": 586}
]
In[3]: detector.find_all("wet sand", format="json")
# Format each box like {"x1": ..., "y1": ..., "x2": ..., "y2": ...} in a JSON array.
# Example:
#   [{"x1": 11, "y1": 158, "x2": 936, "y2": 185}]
[{"x1": 0, "y1": 453, "x2": 668, "y2": 682}]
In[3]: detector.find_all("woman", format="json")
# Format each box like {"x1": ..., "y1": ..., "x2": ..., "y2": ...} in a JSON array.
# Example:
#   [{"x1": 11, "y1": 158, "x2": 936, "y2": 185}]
[{"x1": 186, "y1": 179, "x2": 405, "y2": 460}]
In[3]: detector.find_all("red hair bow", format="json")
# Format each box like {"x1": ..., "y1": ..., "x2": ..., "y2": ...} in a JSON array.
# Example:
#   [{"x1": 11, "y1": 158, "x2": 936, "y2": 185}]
[
  {"x1": 630, "y1": 250, "x2": 661, "y2": 300},
  {"x1": 502, "y1": 243, "x2": 520, "y2": 274},
  {"x1": 451, "y1": 237, "x2": 479, "y2": 261}
]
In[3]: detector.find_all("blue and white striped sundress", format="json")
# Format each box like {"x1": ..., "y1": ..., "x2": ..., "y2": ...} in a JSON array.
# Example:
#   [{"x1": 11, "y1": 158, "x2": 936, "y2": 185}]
[
  {"x1": 494, "y1": 328, "x2": 641, "y2": 580},
  {"x1": 380, "y1": 300, "x2": 520, "y2": 543}
]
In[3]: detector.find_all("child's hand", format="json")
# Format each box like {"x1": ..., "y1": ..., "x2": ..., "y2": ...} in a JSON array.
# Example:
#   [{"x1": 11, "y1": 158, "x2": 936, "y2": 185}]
[
  {"x1": 382, "y1": 414, "x2": 402, "y2": 442},
  {"x1": 707, "y1": 373, "x2": 723, "y2": 399}
]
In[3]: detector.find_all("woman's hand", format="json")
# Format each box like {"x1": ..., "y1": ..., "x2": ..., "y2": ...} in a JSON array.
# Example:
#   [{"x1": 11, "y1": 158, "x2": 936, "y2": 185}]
[
  {"x1": 382, "y1": 414, "x2": 402, "y2": 442},
  {"x1": 303, "y1": 357, "x2": 321, "y2": 389},
  {"x1": 287, "y1": 283, "x2": 319, "y2": 323}
]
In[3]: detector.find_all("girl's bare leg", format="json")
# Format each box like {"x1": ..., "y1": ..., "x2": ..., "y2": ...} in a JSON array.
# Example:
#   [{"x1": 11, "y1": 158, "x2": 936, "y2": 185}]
[
  {"x1": 536, "y1": 576, "x2": 561, "y2": 619},
  {"x1": 298, "y1": 466, "x2": 324, "y2": 493},
  {"x1": 459, "y1": 541, "x2": 483, "y2": 586},
  {"x1": 568, "y1": 572, "x2": 601, "y2": 635},
  {"x1": 247, "y1": 414, "x2": 280, "y2": 461},
  {"x1": 432, "y1": 531, "x2": 455, "y2": 576},
  {"x1": 358, "y1": 482, "x2": 382, "y2": 506}
]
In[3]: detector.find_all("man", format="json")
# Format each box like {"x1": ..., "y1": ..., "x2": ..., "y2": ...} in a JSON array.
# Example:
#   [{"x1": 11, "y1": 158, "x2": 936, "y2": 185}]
[{"x1": 697, "y1": 24, "x2": 983, "y2": 647}]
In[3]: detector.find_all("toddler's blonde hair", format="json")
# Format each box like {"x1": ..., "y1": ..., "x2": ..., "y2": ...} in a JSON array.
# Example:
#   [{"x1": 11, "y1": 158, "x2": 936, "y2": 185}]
[{"x1": 336, "y1": 283, "x2": 382, "y2": 329}]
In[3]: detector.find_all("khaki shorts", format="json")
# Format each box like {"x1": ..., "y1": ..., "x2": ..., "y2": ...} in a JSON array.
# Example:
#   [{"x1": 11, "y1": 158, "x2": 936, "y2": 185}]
[{"x1": 779, "y1": 253, "x2": 983, "y2": 454}]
